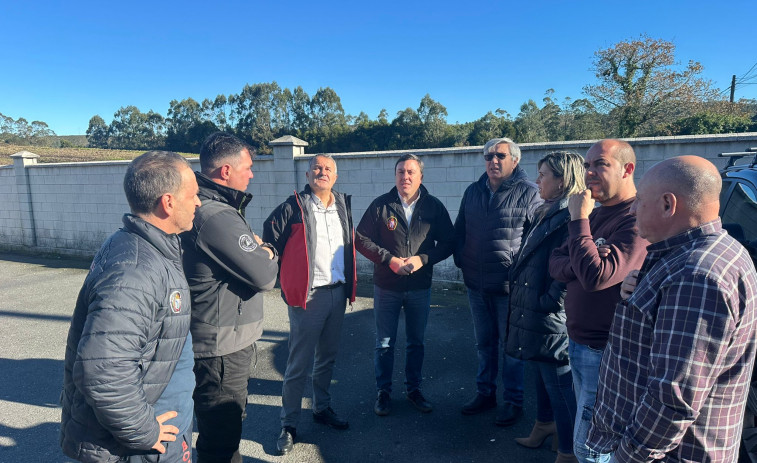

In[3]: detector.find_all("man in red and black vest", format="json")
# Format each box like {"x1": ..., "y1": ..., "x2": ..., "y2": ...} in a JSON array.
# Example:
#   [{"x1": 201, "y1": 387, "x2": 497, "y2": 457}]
[{"x1": 264, "y1": 154, "x2": 357, "y2": 456}]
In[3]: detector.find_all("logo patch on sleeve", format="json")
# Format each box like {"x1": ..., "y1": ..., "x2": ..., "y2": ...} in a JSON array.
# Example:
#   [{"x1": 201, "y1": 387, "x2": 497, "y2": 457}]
[
  {"x1": 169, "y1": 291, "x2": 182, "y2": 314},
  {"x1": 239, "y1": 234, "x2": 258, "y2": 252},
  {"x1": 386, "y1": 216, "x2": 397, "y2": 231}
]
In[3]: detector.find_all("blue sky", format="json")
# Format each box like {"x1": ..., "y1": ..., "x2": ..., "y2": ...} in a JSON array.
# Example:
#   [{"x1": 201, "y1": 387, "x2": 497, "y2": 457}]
[{"x1": 2, "y1": 0, "x2": 756, "y2": 135}]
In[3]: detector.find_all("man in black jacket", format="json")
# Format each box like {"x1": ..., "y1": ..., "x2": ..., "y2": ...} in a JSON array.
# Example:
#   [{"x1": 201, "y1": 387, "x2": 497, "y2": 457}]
[
  {"x1": 356, "y1": 154, "x2": 455, "y2": 417},
  {"x1": 61, "y1": 151, "x2": 200, "y2": 462},
  {"x1": 181, "y1": 133, "x2": 279, "y2": 463},
  {"x1": 264, "y1": 154, "x2": 357, "y2": 455},
  {"x1": 454, "y1": 137, "x2": 542, "y2": 426}
]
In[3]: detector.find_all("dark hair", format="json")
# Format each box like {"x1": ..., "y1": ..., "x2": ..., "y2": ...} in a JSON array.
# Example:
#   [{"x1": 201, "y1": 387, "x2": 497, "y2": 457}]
[
  {"x1": 199, "y1": 132, "x2": 255, "y2": 173},
  {"x1": 394, "y1": 154, "x2": 424, "y2": 174},
  {"x1": 123, "y1": 151, "x2": 190, "y2": 214}
]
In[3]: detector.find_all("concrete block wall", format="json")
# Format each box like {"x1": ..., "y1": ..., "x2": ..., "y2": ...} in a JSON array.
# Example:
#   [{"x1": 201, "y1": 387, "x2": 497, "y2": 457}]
[
  {"x1": 0, "y1": 166, "x2": 22, "y2": 246},
  {"x1": 25, "y1": 162, "x2": 131, "y2": 255},
  {"x1": 1, "y1": 133, "x2": 756, "y2": 281}
]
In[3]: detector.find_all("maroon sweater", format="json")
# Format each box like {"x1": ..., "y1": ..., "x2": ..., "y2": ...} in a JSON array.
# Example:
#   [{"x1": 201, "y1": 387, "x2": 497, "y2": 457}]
[{"x1": 549, "y1": 198, "x2": 648, "y2": 348}]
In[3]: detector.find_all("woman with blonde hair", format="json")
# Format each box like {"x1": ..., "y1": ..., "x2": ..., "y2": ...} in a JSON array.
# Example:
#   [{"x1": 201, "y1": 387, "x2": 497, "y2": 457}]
[{"x1": 506, "y1": 150, "x2": 586, "y2": 463}]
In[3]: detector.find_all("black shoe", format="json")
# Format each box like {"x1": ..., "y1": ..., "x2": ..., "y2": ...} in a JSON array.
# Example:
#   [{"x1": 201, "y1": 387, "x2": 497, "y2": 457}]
[
  {"x1": 495, "y1": 403, "x2": 523, "y2": 427},
  {"x1": 313, "y1": 407, "x2": 349, "y2": 430},
  {"x1": 374, "y1": 390, "x2": 391, "y2": 416},
  {"x1": 461, "y1": 393, "x2": 497, "y2": 415},
  {"x1": 407, "y1": 389, "x2": 433, "y2": 413},
  {"x1": 276, "y1": 426, "x2": 295, "y2": 455}
]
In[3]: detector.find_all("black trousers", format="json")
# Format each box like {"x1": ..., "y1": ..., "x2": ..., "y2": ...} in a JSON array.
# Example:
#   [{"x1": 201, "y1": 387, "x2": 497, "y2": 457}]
[{"x1": 193, "y1": 344, "x2": 254, "y2": 463}]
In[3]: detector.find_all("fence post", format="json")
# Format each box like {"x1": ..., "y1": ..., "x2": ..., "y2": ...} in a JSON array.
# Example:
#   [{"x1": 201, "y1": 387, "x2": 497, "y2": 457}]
[
  {"x1": 10, "y1": 151, "x2": 39, "y2": 248},
  {"x1": 269, "y1": 135, "x2": 308, "y2": 198}
]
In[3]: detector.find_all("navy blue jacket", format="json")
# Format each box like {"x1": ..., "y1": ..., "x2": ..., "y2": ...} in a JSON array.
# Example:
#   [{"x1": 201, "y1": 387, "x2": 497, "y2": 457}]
[
  {"x1": 356, "y1": 185, "x2": 454, "y2": 291},
  {"x1": 454, "y1": 166, "x2": 542, "y2": 294}
]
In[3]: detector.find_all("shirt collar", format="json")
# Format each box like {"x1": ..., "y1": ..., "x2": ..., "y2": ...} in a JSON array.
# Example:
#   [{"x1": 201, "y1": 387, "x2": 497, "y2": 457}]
[
  {"x1": 646, "y1": 219, "x2": 722, "y2": 254},
  {"x1": 311, "y1": 193, "x2": 335, "y2": 211}
]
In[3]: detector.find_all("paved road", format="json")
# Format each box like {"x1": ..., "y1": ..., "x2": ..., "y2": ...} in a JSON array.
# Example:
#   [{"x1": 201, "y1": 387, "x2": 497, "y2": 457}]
[{"x1": 0, "y1": 252, "x2": 558, "y2": 463}]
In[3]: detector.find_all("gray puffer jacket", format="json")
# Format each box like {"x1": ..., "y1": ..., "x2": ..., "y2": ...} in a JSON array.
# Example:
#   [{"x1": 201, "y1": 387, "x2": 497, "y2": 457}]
[{"x1": 60, "y1": 214, "x2": 191, "y2": 462}]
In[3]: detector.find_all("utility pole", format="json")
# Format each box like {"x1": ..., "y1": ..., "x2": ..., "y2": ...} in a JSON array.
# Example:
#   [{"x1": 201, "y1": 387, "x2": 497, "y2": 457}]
[{"x1": 730, "y1": 74, "x2": 736, "y2": 103}]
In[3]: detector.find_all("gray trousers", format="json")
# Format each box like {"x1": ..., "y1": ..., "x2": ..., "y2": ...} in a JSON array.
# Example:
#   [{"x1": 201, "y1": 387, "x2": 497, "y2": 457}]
[{"x1": 280, "y1": 283, "x2": 347, "y2": 428}]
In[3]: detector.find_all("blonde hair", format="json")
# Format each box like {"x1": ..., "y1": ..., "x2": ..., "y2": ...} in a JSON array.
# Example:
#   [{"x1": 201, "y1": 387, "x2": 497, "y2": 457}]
[{"x1": 538, "y1": 150, "x2": 586, "y2": 198}]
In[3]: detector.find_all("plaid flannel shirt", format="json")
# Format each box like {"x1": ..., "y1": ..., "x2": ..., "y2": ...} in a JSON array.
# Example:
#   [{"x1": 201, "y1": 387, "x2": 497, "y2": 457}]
[{"x1": 587, "y1": 220, "x2": 757, "y2": 462}]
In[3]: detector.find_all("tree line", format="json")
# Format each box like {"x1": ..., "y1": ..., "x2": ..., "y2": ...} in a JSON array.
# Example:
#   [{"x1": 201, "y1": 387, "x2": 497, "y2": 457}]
[{"x1": 4, "y1": 36, "x2": 756, "y2": 154}]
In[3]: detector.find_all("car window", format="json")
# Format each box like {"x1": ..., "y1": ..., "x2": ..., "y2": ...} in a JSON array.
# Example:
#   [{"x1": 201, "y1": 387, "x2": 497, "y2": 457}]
[
  {"x1": 721, "y1": 181, "x2": 757, "y2": 245},
  {"x1": 720, "y1": 179, "x2": 734, "y2": 208}
]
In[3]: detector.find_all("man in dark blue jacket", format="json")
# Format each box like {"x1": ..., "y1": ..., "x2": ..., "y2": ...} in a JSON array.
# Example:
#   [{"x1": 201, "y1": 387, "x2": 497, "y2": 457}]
[
  {"x1": 454, "y1": 137, "x2": 542, "y2": 426},
  {"x1": 356, "y1": 154, "x2": 455, "y2": 417},
  {"x1": 61, "y1": 151, "x2": 201, "y2": 462}
]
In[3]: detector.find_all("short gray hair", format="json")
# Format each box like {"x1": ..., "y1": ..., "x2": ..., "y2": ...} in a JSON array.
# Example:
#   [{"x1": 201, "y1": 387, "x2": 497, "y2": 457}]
[
  {"x1": 124, "y1": 151, "x2": 190, "y2": 214},
  {"x1": 483, "y1": 137, "x2": 521, "y2": 162},
  {"x1": 309, "y1": 154, "x2": 338, "y2": 174}
]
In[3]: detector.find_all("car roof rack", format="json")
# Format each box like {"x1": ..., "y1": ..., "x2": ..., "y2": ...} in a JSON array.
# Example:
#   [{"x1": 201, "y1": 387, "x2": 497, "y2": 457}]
[{"x1": 719, "y1": 147, "x2": 757, "y2": 168}]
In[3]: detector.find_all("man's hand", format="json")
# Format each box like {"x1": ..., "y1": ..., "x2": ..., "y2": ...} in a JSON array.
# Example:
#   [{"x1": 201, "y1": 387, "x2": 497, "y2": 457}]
[
  {"x1": 568, "y1": 189, "x2": 595, "y2": 221},
  {"x1": 620, "y1": 269, "x2": 639, "y2": 300},
  {"x1": 389, "y1": 257, "x2": 407, "y2": 275},
  {"x1": 597, "y1": 244, "x2": 612, "y2": 259},
  {"x1": 151, "y1": 411, "x2": 179, "y2": 454},
  {"x1": 253, "y1": 234, "x2": 274, "y2": 259},
  {"x1": 402, "y1": 256, "x2": 424, "y2": 274}
]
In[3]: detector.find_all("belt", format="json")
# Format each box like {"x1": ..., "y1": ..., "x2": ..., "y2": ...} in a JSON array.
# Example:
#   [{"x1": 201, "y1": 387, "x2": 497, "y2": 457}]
[{"x1": 315, "y1": 281, "x2": 345, "y2": 290}]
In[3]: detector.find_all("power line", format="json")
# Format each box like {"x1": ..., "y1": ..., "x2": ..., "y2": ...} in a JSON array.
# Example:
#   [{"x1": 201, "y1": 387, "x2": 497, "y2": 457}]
[{"x1": 738, "y1": 62, "x2": 757, "y2": 81}]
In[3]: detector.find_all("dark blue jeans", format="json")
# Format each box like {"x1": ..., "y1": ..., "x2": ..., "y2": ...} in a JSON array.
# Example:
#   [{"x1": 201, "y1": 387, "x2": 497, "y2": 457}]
[
  {"x1": 533, "y1": 361, "x2": 577, "y2": 454},
  {"x1": 373, "y1": 286, "x2": 431, "y2": 394},
  {"x1": 467, "y1": 288, "x2": 524, "y2": 406}
]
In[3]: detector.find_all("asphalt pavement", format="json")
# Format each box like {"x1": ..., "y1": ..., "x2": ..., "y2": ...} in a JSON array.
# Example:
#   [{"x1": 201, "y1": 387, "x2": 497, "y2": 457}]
[{"x1": 0, "y1": 252, "x2": 558, "y2": 463}]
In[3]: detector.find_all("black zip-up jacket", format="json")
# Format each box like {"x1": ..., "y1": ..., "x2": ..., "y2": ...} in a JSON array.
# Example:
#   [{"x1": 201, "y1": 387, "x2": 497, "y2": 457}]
[
  {"x1": 61, "y1": 214, "x2": 192, "y2": 462},
  {"x1": 181, "y1": 172, "x2": 278, "y2": 358},
  {"x1": 453, "y1": 166, "x2": 542, "y2": 294},
  {"x1": 356, "y1": 184, "x2": 455, "y2": 291},
  {"x1": 506, "y1": 198, "x2": 571, "y2": 364},
  {"x1": 263, "y1": 184, "x2": 357, "y2": 309}
]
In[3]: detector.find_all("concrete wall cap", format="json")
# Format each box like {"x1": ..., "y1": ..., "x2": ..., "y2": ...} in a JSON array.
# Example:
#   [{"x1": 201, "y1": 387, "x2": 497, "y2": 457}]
[
  {"x1": 10, "y1": 151, "x2": 40, "y2": 159},
  {"x1": 269, "y1": 135, "x2": 309, "y2": 147}
]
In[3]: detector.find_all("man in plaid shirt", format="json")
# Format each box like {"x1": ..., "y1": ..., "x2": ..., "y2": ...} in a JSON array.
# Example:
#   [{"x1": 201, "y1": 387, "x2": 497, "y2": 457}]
[{"x1": 587, "y1": 156, "x2": 757, "y2": 462}]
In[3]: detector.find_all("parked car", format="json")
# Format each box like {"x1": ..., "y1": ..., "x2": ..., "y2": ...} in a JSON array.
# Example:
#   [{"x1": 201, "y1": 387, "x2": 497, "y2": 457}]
[{"x1": 720, "y1": 148, "x2": 757, "y2": 463}]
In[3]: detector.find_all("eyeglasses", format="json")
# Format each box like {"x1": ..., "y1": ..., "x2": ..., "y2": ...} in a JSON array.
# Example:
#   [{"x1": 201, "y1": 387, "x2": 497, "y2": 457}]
[{"x1": 484, "y1": 152, "x2": 508, "y2": 161}]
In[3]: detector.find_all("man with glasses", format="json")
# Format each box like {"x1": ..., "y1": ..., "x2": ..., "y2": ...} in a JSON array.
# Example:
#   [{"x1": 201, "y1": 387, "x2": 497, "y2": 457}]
[{"x1": 454, "y1": 138, "x2": 542, "y2": 426}]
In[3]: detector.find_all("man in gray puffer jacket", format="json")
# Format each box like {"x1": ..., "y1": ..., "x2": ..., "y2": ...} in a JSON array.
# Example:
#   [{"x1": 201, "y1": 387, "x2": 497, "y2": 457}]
[{"x1": 60, "y1": 151, "x2": 201, "y2": 462}]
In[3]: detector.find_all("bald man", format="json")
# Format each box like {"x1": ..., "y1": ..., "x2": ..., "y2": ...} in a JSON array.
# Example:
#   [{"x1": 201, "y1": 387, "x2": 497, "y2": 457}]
[
  {"x1": 586, "y1": 156, "x2": 757, "y2": 462},
  {"x1": 549, "y1": 139, "x2": 648, "y2": 463}
]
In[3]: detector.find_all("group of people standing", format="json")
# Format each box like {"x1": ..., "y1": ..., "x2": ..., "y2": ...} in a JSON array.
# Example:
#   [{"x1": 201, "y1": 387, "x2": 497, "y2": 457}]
[{"x1": 59, "y1": 131, "x2": 757, "y2": 463}]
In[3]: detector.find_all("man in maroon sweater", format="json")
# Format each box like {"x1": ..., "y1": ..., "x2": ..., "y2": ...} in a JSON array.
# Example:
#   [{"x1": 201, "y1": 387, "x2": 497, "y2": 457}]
[{"x1": 549, "y1": 139, "x2": 648, "y2": 463}]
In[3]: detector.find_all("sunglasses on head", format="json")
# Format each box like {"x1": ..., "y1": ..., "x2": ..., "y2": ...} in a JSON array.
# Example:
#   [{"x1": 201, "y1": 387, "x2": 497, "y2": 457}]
[{"x1": 484, "y1": 152, "x2": 508, "y2": 161}]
